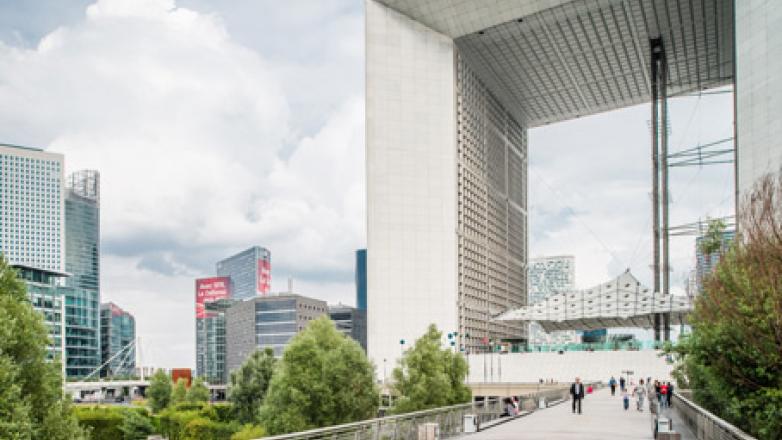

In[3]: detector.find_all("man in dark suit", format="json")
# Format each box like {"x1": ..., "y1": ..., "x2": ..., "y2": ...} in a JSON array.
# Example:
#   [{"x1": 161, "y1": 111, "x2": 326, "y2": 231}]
[{"x1": 570, "y1": 377, "x2": 585, "y2": 414}]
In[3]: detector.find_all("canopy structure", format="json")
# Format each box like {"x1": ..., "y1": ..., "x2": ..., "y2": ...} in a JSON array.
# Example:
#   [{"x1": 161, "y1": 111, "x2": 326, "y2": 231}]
[{"x1": 496, "y1": 270, "x2": 693, "y2": 332}]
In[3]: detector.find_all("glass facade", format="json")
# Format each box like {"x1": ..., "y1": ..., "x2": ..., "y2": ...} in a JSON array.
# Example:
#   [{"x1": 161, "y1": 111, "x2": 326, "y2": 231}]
[
  {"x1": 355, "y1": 249, "x2": 367, "y2": 310},
  {"x1": 100, "y1": 303, "x2": 135, "y2": 377},
  {"x1": 695, "y1": 230, "x2": 735, "y2": 293},
  {"x1": 255, "y1": 299, "x2": 296, "y2": 357},
  {"x1": 196, "y1": 312, "x2": 226, "y2": 384},
  {"x1": 216, "y1": 246, "x2": 271, "y2": 300},
  {"x1": 0, "y1": 144, "x2": 66, "y2": 361},
  {"x1": 329, "y1": 305, "x2": 367, "y2": 351},
  {"x1": 64, "y1": 170, "x2": 101, "y2": 378}
]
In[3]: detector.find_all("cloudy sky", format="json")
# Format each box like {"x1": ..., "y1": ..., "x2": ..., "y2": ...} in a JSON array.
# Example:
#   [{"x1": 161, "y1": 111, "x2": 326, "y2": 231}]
[{"x1": 0, "y1": 0, "x2": 733, "y2": 368}]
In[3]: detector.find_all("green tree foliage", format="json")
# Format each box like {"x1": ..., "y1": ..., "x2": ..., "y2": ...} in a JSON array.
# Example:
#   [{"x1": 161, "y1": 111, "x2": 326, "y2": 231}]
[
  {"x1": 229, "y1": 347, "x2": 277, "y2": 424},
  {"x1": 391, "y1": 324, "x2": 471, "y2": 414},
  {"x1": 673, "y1": 175, "x2": 782, "y2": 440},
  {"x1": 259, "y1": 316, "x2": 378, "y2": 435},
  {"x1": 119, "y1": 409, "x2": 155, "y2": 440},
  {"x1": 147, "y1": 369, "x2": 173, "y2": 413},
  {"x1": 0, "y1": 257, "x2": 89, "y2": 439},
  {"x1": 699, "y1": 218, "x2": 728, "y2": 255},
  {"x1": 187, "y1": 377, "x2": 210, "y2": 403},
  {"x1": 230, "y1": 424, "x2": 266, "y2": 440},
  {"x1": 171, "y1": 378, "x2": 189, "y2": 407}
]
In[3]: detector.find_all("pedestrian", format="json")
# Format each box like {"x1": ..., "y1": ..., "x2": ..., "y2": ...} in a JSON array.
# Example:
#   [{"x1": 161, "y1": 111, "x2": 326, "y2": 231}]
[
  {"x1": 660, "y1": 382, "x2": 669, "y2": 409},
  {"x1": 666, "y1": 382, "x2": 674, "y2": 407},
  {"x1": 609, "y1": 376, "x2": 617, "y2": 396},
  {"x1": 619, "y1": 376, "x2": 626, "y2": 392},
  {"x1": 633, "y1": 379, "x2": 647, "y2": 411},
  {"x1": 570, "y1": 377, "x2": 585, "y2": 414},
  {"x1": 654, "y1": 380, "x2": 662, "y2": 408},
  {"x1": 622, "y1": 388, "x2": 630, "y2": 411}
]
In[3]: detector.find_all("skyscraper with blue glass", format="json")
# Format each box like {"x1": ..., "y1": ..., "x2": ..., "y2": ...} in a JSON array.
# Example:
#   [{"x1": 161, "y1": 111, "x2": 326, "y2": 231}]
[
  {"x1": 355, "y1": 249, "x2": 367, "y2": 310},
  {"x1": 64, "y1": 170, "x2": 102, "y2": 378}
]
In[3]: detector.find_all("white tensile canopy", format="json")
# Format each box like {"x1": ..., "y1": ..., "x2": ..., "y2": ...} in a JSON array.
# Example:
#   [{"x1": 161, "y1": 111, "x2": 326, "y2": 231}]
[{"x1": 496, "y1": 270, "x2": 693, "y2": 332}]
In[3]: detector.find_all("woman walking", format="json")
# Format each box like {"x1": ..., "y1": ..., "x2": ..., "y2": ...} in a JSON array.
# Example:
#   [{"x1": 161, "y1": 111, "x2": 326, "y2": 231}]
[{"x1": 633, "y1": 379, "x2": 647, "y2": 411}]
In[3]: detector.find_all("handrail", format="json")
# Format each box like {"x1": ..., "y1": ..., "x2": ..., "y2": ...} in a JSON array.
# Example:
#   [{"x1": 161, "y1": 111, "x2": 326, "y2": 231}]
[
  {"x1": 671, "y1": 390, "x2": 756, "y2": 440},
  {"x1": 258, "y1": 387, "x2": 571, "y2": 440}
]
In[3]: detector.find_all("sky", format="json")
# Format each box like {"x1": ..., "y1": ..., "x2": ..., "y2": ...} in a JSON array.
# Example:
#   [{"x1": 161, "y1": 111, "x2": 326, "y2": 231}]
[{"x1": 0, "y1": 0, "x2": 734, "y2": 368}]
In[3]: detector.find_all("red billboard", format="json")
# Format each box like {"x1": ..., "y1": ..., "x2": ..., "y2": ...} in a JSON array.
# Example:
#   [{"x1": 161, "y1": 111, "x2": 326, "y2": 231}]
[
  {"x1": 195, "y1": 276, "x2": 230, "y2": 318},
  {"x1": 257, "y1": 258, "x2": 271, "y2": 295}
]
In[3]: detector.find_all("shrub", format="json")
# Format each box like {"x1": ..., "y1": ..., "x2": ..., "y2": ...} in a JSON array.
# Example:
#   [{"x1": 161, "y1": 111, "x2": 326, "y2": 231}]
[
  {"x1": 147, "y1": 370, "x2": 172, "y2": 413},
  {"x1": 158, "y1": 409, "x2": 201, "y2": 440},
  {"x1": 213, "y1": 403, "x2": 234, "y2": 423},
  {"x1": 187, "y1": 377, "x2": 210, "y2": 403},
  {"x1": 231, "y1": 424, "x2": 266, "y2": 440},
  {"x1": 119, "y1": 409, "x2": 155, "y2": 440},
  {"x1": 672, "y1": 174, "x2": 782, "y2": 440},
  {"x1": 73, "y1": 406, "x2": 125, "y2": 439},
  {"x1": 181, "y1": 417, "x2": 235, "y2": 440}
]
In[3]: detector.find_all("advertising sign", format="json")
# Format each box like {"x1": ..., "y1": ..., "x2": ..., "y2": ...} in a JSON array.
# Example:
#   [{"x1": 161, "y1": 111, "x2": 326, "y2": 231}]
[
  {"x1": 257, "y1": 258, "x2": 271, "y2": 295},
  {"x1": 195, "y1": 276, "x2": 230, "y2": 318}
]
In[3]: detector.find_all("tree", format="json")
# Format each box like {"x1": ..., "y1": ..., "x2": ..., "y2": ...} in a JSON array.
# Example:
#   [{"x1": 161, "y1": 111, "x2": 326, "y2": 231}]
[
  {"x1": 259, "y1": 316, "x2": 378, "y2": 435},
  {"x1": 391, "y1": 324, "x2": 471, "y2": 414},
  {"x1": 672, "y1": 174, "x2": 782, "y2": 440},
  {"x1": 171, "y1": 378, "x2": 189, "y2": 406},
  {"x1": 229, "y1": 347, "x2": 277, "y2": 424},
  {"x1": 187, "y1": 377, "x2": 210, "y2": 403},
  {"x1": 699, "y1": 218, "x2": 728, "y2": 255},
  {"x1": 119, "y1": 410, "x2": 155, "y2": 440},
  {"x1": 147, "y1": 369, "x2": 173, "y2": 412},
  {"x1": 0, "y1": 257, "x2": 89, "y2": 439}
]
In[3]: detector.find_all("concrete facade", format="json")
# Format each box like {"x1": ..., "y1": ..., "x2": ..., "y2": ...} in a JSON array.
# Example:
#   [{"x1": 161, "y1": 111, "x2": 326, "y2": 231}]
[
  {"x1": 736, "y1": 1, "x2": 782, "y2": 197},
  {"x1": 225, "y1": 294, "x2": 327, "y2": 375}
]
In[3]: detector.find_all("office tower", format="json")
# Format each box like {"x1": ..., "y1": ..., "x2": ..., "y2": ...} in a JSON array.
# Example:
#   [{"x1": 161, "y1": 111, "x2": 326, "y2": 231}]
[
  {"x1": 365, "y1": 0, "x2": 747, "y2": 366},
  {"x1": 63, "y1": 170, "x2": 101, "y2": 378},
  {"x1": 195, "y1": 276, "x2": 230, "y2": 384},
  {"x1": 216, "y1": 246, "x2": 271, "y2": 299},
  {"x1": 527, "y1": 256, "x2": 576, "y2": 345},
  {"x1": 355, "y1": 249, "x2": 367, "y2": 310},
  {"x1": 695, "y1": 230, "x2": 735, "y2": 293},
  {"x1": 0, "y1": 143, "x2": 66, "y2": 360},
  {"x1": 100, "y1": 302, "x2": 136, "y2": 377},
  {"x1": 225, "y1": 294, "x2": 327, "y2": 375},
  {"x1": 329, "y1": 304, "x2": 367, "y2": 351}
]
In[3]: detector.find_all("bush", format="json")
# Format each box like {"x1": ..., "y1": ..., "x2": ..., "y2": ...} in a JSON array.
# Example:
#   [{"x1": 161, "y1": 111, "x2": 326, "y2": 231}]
[
  {"x1": 231, "y1": 424, "x2": 266, "y2": 440},
  {"x1": 187, "y1": 377, "x2": 210, "y2": 403},
  {"x1": 147, "y1": 370, "x2": 172, "y2": 413},
  {"x1": 213, "y1": 403, "x2": 234, "y2": 423},
  {"x1": 119, "y1": 409, "x2": 155, "y2": 440},
  {"x1": 182, "y1": 417, "x2": 235, "y2": 440},
  {"x1": 158, "y1": 409, "x2": 201, "y2": 440},
  {"x1": 672, "y1": 174, "x2": 782, "y2": 440},
  {"x1": 73, "y1": 406, "x2": 125, "y2": 439}
]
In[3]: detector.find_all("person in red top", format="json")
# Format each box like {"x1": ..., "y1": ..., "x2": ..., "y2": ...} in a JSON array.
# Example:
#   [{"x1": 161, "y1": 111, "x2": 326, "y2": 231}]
[{"x1": 660, "y1": 382, "x2": 669, "y2": 409}]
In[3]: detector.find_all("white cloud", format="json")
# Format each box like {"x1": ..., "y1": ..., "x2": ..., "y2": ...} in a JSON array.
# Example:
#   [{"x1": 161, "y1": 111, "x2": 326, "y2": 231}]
[{"x1": 0, "y1": 0, "x2": 365, "y2": 368}]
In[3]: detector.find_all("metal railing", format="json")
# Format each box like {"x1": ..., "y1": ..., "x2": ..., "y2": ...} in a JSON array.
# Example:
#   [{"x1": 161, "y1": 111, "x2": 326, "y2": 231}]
[
  {"x1": 258, "y1": 387, "x2": 571, "y2": 440},
  {"x1": 669, "y1": 391, "x2": 756, "y2": 440}
]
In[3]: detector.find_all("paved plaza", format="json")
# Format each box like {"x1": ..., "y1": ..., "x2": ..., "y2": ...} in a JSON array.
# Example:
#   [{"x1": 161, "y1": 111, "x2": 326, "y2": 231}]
[{"x1": 464, "y1": 388, "x2": 667, "y2": 440}]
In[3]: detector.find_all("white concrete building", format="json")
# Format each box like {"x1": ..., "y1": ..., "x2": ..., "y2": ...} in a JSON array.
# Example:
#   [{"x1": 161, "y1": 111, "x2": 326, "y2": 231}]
[{"x1": 366, "y1": 0, "x2": 779, "y2": 370}]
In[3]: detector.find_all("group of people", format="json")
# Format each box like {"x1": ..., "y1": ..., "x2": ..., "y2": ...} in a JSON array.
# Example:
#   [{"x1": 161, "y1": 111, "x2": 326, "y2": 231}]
[{"x1": 607, "y1": 376, "x2": 674, "y2": 412}]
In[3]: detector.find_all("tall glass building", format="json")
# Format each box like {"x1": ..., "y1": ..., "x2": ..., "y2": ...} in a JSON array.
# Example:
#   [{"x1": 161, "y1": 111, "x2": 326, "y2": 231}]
[
  {"x1": 64, "y1": 170, "x2": 101, "y2": 378},
  {"x1": 355, "y1": 249, "x2": 367, "y2": 311},
  {"x1": 100, "y1": 302, "x2": 135, "y2": 377},
  {"x1": 216, "y1": 246, "x2": 271, "y2": 299},
  {"x1": 0, "y1": 144, "x2": 66, "y2": 362}
]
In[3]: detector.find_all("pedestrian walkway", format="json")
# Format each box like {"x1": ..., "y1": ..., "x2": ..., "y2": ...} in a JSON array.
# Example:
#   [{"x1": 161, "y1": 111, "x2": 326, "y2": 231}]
[{"x1": 463, "y1": 388, "x2": 656, "y2": 439}]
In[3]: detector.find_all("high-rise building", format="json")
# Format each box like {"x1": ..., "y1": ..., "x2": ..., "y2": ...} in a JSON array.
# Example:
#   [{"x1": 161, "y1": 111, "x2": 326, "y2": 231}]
[
  {"x1": 216, "y1": 246, "x2": 271, "y2": 300},
  {"x1": 63, "y1": 170, "x2": 101, "y2": 378},
  {"x1": 225, "y1": 294, "x2": 327, "y2": 375},
  {"x1": 695, "y1": 230, "x2": 735, "y2": 293},
  {"x1": 100, "y1": 302, "x2": 135, "y2": 377},
  {"x1": 355, "y1": 249, "x2": 367, "y2": 311},
  {"x1": 527, "y1": 256, "x2": 577, "y2": 346},
  {"x1": 195, "y1": 276, "x2": 230, "y2": 384},
  {"x1": 366, "y1": 2, "x2": 529, "y2": 368},
  {"x1": 0, "y1": 143, "x2": 66, "y2": 361},
  {"x1": 329, "y1": 304, "x2": 367, "y2": 351}
]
